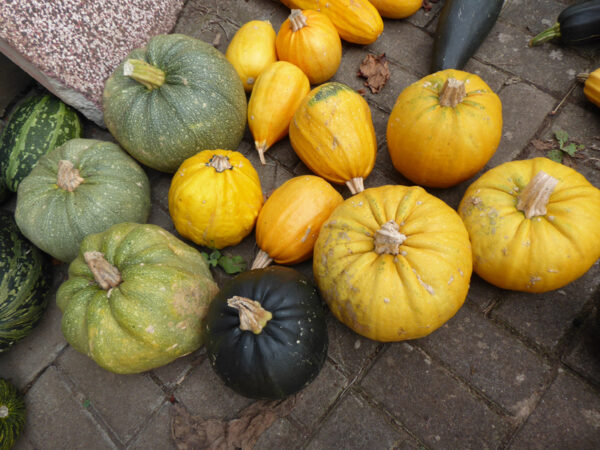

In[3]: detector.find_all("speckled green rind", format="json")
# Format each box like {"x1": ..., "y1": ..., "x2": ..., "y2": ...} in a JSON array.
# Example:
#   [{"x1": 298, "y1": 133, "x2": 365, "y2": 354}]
[
  {"x1": 103, "y1": 33, "x2": 247, "y2": 173},
  {"x1": 0, "y1": 94, "x2": 82, "y2": 192},
  {"x1": 56, "y1": 222, "x2": 219, "y2": 374},
  {"x1": 0, "y1": 378, "x2": 26, "y2": 449},
  {"x1": 14, "y1": 138, "x2": 151, "y2": 263},
  {"x1": 0, "y1": 211, "x2": 50, "y2": 352}
]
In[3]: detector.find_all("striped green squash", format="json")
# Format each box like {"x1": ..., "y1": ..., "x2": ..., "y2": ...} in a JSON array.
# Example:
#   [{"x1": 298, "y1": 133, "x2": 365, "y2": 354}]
[
  {"x1": 0, "y1": 94, "x2": 82, "y2": 192},
  {"x1": 0, "y1": 378, "x2": 26, "y2": 449},
  {"x1": 0, "y1": 211, "x2": 50, "y2": 352}
]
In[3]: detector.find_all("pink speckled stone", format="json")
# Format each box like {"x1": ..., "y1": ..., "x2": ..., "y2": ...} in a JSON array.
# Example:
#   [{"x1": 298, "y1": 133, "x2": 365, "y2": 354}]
[{"x1": 0, "y1": 0, "x2": 184, "y2": 122}]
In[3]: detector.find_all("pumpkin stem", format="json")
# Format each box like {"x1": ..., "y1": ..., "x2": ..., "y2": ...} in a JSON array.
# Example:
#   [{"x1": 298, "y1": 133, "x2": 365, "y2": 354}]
[
  {"x1": 439, "y1": 78, "x2": 466, "y2": 107},
  {"x1": 255, "y1": 141, "x2": 268, "y2": 165},
  {"x1": 516, "y1": 170, "x2": 559, "y2": 219},
  {"x1": 251, "y1": 249, "x2": 273, "y2": 269},
  {"x1": 123, "y1": 59, "x2": 166, "y2": 90},
  {"x1": 57, "y1": 160, "x2": 84, "y2": 192},
  {"x1": 207, "y1": 154, "x2": 233, "y2": 173},
  {"x1": 374, "y1": 220, "x2": 407, "y2": 255},
  {"x1": 289, "y1": 9, "x2": 308, "y2": 32},
  {"x1": 84, "y1": 251, "x2": 122, "y2": 290},
  {"x1": 0, "y1": 405, "x2": 8, "y2": 418},
  {"x1": 227, "y1": 296, "x2": 272, "y2": 334},
  {"x1": 577, "y1": 72, "x2": 590, "y2": 83},
  {"x1": 345, "y1": 177, "x2": 365, "y2": 195}
]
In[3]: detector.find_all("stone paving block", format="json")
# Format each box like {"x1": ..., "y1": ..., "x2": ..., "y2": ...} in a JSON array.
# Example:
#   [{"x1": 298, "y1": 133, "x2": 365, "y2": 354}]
[
  {"x1": 407, "y1": 3, "x2": 443, "y2": 29},
  {"x1": 562, "y1": 310, "x2": 600, "y2": 387},
  {"x1": 499, "y1": 0, "x2": 565, "y2": 36},
  {"x1": 129, "y1": 401, "x2": 177, "y2": 449},
  {"x1": 22, "y1": 366, "x2": 117, "y2": 449},
  {"x1": 306, "y1": 391, "x2": 419, "y2": 449},
  {"x1": 463, "y1": 58, "x2": 511, "y2": 94},
  {"x1": 462, "y1": 273, "x2": 508, "y2": 313},
  {"x1": 418, "y1": 305, "x2": 552, "y2": 416},
  {"x1": 248, "y1": 148, "x2": 295, "y2": 197},
  {"x1": 492, "y1": 262, "x2": 600, "y2": 354},
  {"x1": 147, "y1": 203, "x2": 177, "y2": 235},
  {"x1": 150, "y1": 171, "x2": 172, "y2": 213},
  {"x1": 254, "y1": 417, "x2": 306, "y2": 450},
  {"x1": 0, "y1": 54, "x2": 33, "y2": 116},
  {"x1": 511, "y1": 370, "x2": 600, "y2": 448},
  {"x1": 56, "y1": 347, "x2": 166, "y2": 444},
  {"x1": 151, "y1": 350, "x2": 205, "y2": 389},
  {"x1": 361, "y1": 343, "x2": 512, "y2": 448},
  {"x1": 264, "y1": 139, "x2": 300, "y2": 171},
  {"x1": 13, "y1": 436, "x2": 35, "y2": 450}
]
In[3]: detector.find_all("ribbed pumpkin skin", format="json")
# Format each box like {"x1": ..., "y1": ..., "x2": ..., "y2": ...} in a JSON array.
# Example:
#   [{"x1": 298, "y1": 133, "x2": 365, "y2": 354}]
[
  {"x1": 168, "y1": 150, "x2": 264, "y2": 249},
  {"x1": 256, "y1": 176, "x2": 343, "y2": 265},
  {"x1": 387, "y1": 69, "x2": 502, "y2": 188},
  {"x1": 289, "y1": 82, "x2": 377, "y2": 186},
  {"x1": 103, "y1": 34, "x2": 247, "y2": 173},
  {"x1": 15, "y1": 139, "x2": 151, "y2": 263},
  {"x1": 0, "y1": 378, "x2": 26, "y2": 448},
  {"x1": 313, "y1": 185, "x2": 472, "y2": 342},
  {"x1": 459, "y1": 158, "x2": 600, "y2": 293},
  {"x1": 226, "y1": 21, "x2": 277, "y2": 92},
  {"x1": 369, "y1": 0, "x2": 423, "y2": 19},
  {"x1": 0, "y1": 94, "x2": 81, "y2": 192},
  {"x1": 280, "y1": 0, "x2": 383, "y2": 44},
  {"x1": 0, "y1": 211, "x2": 50, "y2": 352},
  {"x1": 582, "y1": 68, "x2": 600, "y2": 107},
  {"x1": 275, "y1": 10, "x2": 342, "y2": 84},
  {"x1": 56, "y1": 222, "x2": 219, "y2": 374},
  {"x1": 248, "y1": 61, "x2": 310, "y2": 161}
]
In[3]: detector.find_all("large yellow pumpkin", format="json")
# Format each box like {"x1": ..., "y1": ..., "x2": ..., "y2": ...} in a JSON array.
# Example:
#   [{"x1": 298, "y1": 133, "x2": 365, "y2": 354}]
[
  {"x1": 459, "y1": 157, "x2": 600, "y2": 293},
  {"x1": 369, "y1": 0, "x2": 423, "y2": 19},
  {"x1": 252, "y1": 175, "x2": 343, "y2": 269},
  {"x1": 289, "y1": 82, "x2": 377, "y2": 194},
  {"x1": 314, "y1": 185, "x2": 472, "y2": 342},
  {"x1": 387, "y1": 69, "x2": 502, "y2": 188},
  {"x1": 168, "y1": 150, "x2": 264, "y2": 249}
]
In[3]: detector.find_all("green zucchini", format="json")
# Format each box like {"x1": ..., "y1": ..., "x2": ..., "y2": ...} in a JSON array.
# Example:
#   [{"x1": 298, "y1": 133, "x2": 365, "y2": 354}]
[{"x1": 431, "y1": 0, "x2": 504, "y2": 73}]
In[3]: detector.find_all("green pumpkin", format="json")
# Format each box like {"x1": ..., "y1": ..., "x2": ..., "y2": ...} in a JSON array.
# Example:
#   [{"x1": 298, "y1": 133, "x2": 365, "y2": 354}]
[
  {"x1": 56, "y1": 222, "x2": 219, "y2": 374},
  {"x1": 103, "y1": 33, "x2": 247, "y2": 173},
  {"x1": 0, "y1": 211, "x2": 50, "y2": 352},
  {"x1": 0, "y1": 378, "x2": 26, "y2": 449},
  {"x1": 15, "y1": 138, "x2": 151, "y2": 262}
]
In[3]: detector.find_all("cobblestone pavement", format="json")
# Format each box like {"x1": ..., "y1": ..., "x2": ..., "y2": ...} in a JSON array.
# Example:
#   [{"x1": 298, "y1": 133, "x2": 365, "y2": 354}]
[{"x1": 1, "y1": 0, "x2": 600, "y2": 448}]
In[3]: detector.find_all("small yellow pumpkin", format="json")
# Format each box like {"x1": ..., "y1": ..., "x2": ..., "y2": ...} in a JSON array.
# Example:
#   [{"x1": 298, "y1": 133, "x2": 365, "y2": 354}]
[
  {"x1": 226, "y1": 20, "x2": 277, "y2": 92},
  {"x1": 369, "y1": 0, "x2": 423, "y2": 19},
  {"x1": 289, "y1": 82, "x2": 377, "y2": 194},
  {"x1": 314, "y1": 185, "x2": 472, "y2": 342},
  {"x1": 280, "y1": 0, "x2": 383, "y2": 45},
  {"x1": 387, "y1": 69, "x2": 502, "y2": 188},
  {"x1": 577, "y1": 69, "x2": 600, "y2": 108},
  {"x1": 459, "y1": 157, "x2": 600, "y2": 293},
  {"x1": 275, "y1": 9, "x2": 342, "y2": 84},
  {"x1": 252, "y1": 175, "x2": 343, "y2": 269},
  {"x1": 168, "y1": 150, "x2": 264, "y2": 249},
  {"x1": 247, "y1": 61, "x2": 310, "y2": 164}
]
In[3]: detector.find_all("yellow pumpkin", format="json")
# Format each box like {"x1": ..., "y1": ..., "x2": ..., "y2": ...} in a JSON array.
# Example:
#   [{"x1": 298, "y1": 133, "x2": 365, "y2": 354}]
[
  {"x1": 252, "y1": 175, "x2": 343, "y2": 269},
  {"x1": 578, "y1": 69, "x2": 600, "y2": 108},
  {"x1": 280, "y1": 0, "x2": 383, "y2": 45},
  {"x1": 247, "y1": 61, "x2": 310, "y2": 164},
  {"x1": 314, "y1": 185, "x2": 472, "y2": 342},
  {"x1": 289, "y1": 82, "x2": 377, "y2": 194},
  {"x1": 369, "y1": 0, "x2": 423, "y2": 19},
  {"x1": 168, "y1": 150, "x2": 264, "y2": 249},
  {"x1": 275, "y1": 9, "x2": 342, "y2": 84},
  {"x1": 387, "y1": 69, "x2": 502, "y2": 188},
  {"x1": 459, "y1": 157, "x2": 600, "y2": 293},
  {"x1": 226, "y1": 20, "x2": 277, "y2": 92}
]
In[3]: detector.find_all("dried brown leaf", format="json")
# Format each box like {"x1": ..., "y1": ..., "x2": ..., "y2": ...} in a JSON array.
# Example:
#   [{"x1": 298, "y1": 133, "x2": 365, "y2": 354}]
[
  {"x1": 358, "y1": 53, "x2": 390, "y2": 94},
  {"x1": 530, "y1": 139, "x2": 555, "y2": 152}
]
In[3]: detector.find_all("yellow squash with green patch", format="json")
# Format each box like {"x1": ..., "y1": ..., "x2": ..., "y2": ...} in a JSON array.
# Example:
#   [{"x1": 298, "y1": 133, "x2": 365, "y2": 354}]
[{"x1": 313, "y1": 185, "x2": 472, "y2": 342}]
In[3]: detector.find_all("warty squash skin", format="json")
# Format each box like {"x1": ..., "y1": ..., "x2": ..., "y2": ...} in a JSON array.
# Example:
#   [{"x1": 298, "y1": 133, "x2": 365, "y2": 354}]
[
  {"x1": 289, "y1": 82, "x2": 377, "y2": 194},
  {"x1": 459, "y1": 157, "x2": 600, "y2": 293},
  {"x1": 252, "y1": 175, "x2": 343, "y2": 269},
  {"x1": 387, "y1": 69, "x2": 502, "y2": 188},
  {"x1": 280, "y1": 0, "x2": 383, "y2": 44},
  {"x1": 247, "y1": 61, "x2": 310, "y2": 164},
  {"x1": 168, "y1": 150, "x2": 264, "y2": 249},
  {"x1": 578, "y1": 69, "x2": 600, "y2": 108},
  {"x1": 275, "y1": 9, "x2": 342, "y2": 85},
  {"x1": 103, "y1": 34, "x2": 247, "y2": 173},
  {"x1": 369, "y1": 0, "x2": 423, "y2": 19},
  {"x1": 56, "y1": 222, "x2": 219, "y2": 374},
  {"x1": 313, "y1": 185, "x2": 472, "y2": 342},
  {"x1": 226, "y1": 20, "x2": 278, "y2": 92}
]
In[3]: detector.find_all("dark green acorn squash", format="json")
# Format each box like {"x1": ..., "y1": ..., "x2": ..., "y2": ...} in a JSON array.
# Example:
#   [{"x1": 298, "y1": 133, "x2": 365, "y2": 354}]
[
  {"x1": 0, "y1": 93, "x2": 81, "y2": 193},
  {"x1": 15, "y1": 138, "x2": 151, "y2": 263},
  {"x1": 0, "y1": 378, "x2": 26, "y2": 449},
  {"x1": 103, "y1": 33, "x2": 247, "y2": 173},
  {"x1": 204, "y1": 266, "x2": 328, "y2": 400},
  {"x1": 0, "y1": 211, "x2": 50, "y2": 352}
]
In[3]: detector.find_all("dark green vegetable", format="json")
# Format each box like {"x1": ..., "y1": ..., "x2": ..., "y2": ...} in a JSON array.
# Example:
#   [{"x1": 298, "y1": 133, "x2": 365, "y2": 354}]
[
  {"x1": 431, "y1": 0, "x2": 504, "y2": 73},
  {"x1": 0, "y1": 378, "x2": 26, "y2": 449},
  {"x1": 529, "y1": 0, "x2": 600, "y2": 47}
]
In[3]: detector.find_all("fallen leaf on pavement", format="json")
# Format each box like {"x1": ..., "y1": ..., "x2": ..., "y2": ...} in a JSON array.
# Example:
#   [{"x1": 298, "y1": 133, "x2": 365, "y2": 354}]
[{"x1": 358, "y1": 53, "x2": 390, "y2": 94}]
